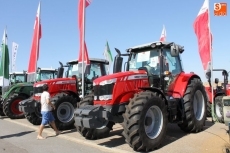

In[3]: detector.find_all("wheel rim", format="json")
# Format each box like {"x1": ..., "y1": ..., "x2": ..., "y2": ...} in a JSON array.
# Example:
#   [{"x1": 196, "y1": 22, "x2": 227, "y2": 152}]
[
  {"x1": 11, "y1": 99, "x2": 24, "y2": 115},
  {"x1": 57, "y1": 102, "x2": 74, "y2": 123},
  {"x1": 144, "y1": 105, "x2": 163, "y2": 139},
  {"x1": 193, "y1": 90, "x2": 205, "y2": 121},
  {"x1": 215, "y1": 101, "x2": 222, "y2": 118}
]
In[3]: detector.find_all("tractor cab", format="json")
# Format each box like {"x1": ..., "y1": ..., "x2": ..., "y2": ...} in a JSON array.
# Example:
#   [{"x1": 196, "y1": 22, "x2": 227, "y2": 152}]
[
  {"x1": 66, "y1": 58, "x2": 108, "y2": 96},
  {"x1": 9, "y1": 71, "x2": 27, "y2": 85},
  {"x1": 114, "y1": 41, "x2": 184, "y2": 93},
  {"x1": 36, "y1": 67, "x2": 58, "y2": 82}
]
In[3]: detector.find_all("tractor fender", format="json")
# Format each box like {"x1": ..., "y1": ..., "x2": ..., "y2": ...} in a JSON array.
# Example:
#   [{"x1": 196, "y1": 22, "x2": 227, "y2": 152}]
[
  {"x1": 139, "y1": 87, "x2": 167, "y2": 105},
  {"x1": 58, "y1": 90, "x2": 80, "y2": 102},
  {"x1": 168, "y1": 72, "x2": 201, "y2": 98},
  {"x1": 214, "y1": 92, "x2": 226, "y2": 99}
]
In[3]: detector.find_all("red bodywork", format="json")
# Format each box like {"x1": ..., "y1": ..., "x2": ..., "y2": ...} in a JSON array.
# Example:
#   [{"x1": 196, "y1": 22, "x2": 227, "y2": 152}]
[
  {"x1": 93, "y1": 70, "x2": 200, "y2": 106},
  {"x1": 205, "y1": 85, "x2": 230, "y2": 104},
  {"x1": 33, "y1": 78, "x2": 77, "y2": 101}
]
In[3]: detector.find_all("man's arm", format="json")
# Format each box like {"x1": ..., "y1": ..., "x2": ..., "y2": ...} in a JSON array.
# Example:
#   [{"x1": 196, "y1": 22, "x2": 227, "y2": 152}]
[{"x1": 46, "y1": 94, "x2": 55, "y2": 109}]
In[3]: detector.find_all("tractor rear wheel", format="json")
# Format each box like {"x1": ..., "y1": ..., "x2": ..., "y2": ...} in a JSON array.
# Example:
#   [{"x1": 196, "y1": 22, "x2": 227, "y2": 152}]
[
  {"x1": 3, "y1": 94, "x2": 27, "y2": 119},
  {"x1": 206, "y1": 101, "x2": 212, "y2": 117},
  {"x1": 52, "y1": 93, "x2": 76, "y2": 130},
  {"x1": 214, "y1": 95, "x2": 224, "y2": 123},
  {"x1": 178, "y1": 78, "x2": 207, "y2": 132},
  {"x1": 76, "y1": 93, "x2": 114, "y2": 139},
  {"x1": 122, "y1": 91, "x2": 168, "y2": 152},
  {"x1": 25, "y1": 103, "x2": 42, "y2": 125}
]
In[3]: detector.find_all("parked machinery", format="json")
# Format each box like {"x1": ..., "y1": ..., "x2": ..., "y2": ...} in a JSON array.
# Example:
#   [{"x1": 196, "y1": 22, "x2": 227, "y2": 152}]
[
  {"x1": 19, "y1": 58, "x2": 109, "y2": 130},
  {"x1": 205, "y1": 69, "x2": 230, "y2": 123},
  {"x1": 74, "y1": 41, "x2": 207, "y2": 151},
  {"x1": 1, "y1": 68, "x2": 58, "y2": 119}
]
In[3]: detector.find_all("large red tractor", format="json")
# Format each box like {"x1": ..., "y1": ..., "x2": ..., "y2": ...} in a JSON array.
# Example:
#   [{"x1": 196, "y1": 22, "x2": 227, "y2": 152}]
[
  {"x1": 19, "y1": 58, "x2": 109, "y2": 130},
  {"x1": 205, "y1": 69, "x2": 230, "y2": 122},
  {"x1": 74, "y1": 41, "x2": 207, "y2": 151}
]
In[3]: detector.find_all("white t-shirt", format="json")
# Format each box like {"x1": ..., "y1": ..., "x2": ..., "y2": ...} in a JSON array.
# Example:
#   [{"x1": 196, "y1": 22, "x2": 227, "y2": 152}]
[{"x1": 40, "y1": 91, "x2": 52, "y2": 111}]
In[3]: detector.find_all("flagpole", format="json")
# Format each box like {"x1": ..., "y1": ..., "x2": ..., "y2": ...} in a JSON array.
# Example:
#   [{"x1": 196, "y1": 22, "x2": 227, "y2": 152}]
[
  {"x1": 208, "y1": 0, "x2": 214, "y2": 122},
  {"x1": 35, "y1": 2, "x2": 40, "y2": 82},
  {"x1": 81, "y1": 0, "x2": 85, "y2": 98}
]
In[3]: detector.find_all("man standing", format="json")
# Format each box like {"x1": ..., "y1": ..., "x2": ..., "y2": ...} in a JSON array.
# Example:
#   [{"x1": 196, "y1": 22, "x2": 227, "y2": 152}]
[{"x1": 37, "y1": 84, "x2": 60, "y2": 139}]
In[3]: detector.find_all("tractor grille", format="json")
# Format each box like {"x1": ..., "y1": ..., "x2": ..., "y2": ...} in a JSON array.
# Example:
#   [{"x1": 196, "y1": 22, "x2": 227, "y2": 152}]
[
  {"x1": 93, "y1": 83, "x2": 114, "y2": 100},
  {"x1": 33, "y1": 86, "x2": 43, "y2": 95}
]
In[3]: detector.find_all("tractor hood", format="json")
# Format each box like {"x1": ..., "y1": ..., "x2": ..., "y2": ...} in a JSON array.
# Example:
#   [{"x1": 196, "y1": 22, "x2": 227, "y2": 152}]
[
  {"x1": 34, "y1": 78, "x2": 76, "y2": 87},
  {"x1": 93, "y1": 70, "x2": 147, "y2": 85}
]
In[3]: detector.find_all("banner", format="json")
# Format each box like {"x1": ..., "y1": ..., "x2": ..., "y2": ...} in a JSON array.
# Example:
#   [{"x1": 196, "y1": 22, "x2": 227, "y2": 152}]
[{"x1": 11, "y1": 42, "x2": 18, "y2": 72}]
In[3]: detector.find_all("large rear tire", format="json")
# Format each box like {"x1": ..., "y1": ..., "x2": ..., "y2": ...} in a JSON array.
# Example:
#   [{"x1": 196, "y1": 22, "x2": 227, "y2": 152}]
[
  {"x1": 76, "y1": 93, "x2": 114, "y2": 139},
  {"x1": 214, "y1": 95, "x2": 224, "y2": 123},
  {"x1": 122, "y1": 91, "x2": 168, "y2": 152},
  {"x1": 178, "y1": 78, "x2": 207, "y2": 133},
  {"x1": 52, "y1": 93, "x2": 77, "y2": 130},
  {"x1": 3, "y1": 94, "x2": 28, "y2": 119},
  {"x1": 25, "y1": 103, "x2": 42, "y2": 125}
]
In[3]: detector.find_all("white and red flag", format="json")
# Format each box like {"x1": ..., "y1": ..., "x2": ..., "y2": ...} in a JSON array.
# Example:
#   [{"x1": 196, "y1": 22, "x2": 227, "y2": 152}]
[
  {"x1": 159, "y1": 25, "x2": 166, "y2": 42},
  {"x1": 27, "y1": 2, "x2": 42, "y2": 82},
  {"x1": 193, "y1": 0, "x2": 212, "y2": 79},
  {"x1": 78, "y1": 0, "x2": 91, "y2": 73}
]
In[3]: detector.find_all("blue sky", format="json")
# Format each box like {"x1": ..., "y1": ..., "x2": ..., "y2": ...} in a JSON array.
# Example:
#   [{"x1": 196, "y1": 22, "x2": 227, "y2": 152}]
[{"x1": 0, "y1": 0, "x2": 229, "y2": 82}]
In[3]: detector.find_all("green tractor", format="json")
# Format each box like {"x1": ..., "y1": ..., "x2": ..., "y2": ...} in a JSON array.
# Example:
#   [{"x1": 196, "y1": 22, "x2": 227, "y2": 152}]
[{"x1": 1, "y1": 67, "x2": 59, "y2": 119}]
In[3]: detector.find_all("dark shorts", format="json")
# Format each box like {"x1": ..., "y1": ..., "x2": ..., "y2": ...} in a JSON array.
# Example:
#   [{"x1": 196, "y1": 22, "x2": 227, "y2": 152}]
[{"x1": 41, "y1": 111, "x2": 55, "y2": 125}]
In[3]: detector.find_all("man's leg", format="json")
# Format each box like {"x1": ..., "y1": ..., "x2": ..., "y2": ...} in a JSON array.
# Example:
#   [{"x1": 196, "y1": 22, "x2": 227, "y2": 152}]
[
  {"x1": 37, "y1": 124, "x2": 46, "y2": 139},
  {"x1": 49, "y1": 121, "x2": 60, "y2": 135}
]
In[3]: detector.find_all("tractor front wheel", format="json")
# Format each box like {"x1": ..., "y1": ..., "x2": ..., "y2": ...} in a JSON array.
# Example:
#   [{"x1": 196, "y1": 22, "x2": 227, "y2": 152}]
[
  {"x1": 178, "y1": 78, "x2": 207, "y2": 132},
  {"x1": 76, "y1": 93, "x2": 114, "y2": 139},
  {"x1": 122, "y1": 91, "x2": 168, "y2": 152},
  {"x1": 52, "y1": 93, "x2": 76, "y2": 130},
  {"x1": 214, "y1": 95, "x2": 224, "y2": 123},
  {"x1": 3, "y1": 94, "x2": 27, "y2": 119}
]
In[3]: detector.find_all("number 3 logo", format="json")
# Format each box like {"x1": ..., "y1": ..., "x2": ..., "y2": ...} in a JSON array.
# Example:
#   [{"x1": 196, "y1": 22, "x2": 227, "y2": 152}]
[{"x1": 214, "y1": 3, "x2": 221, "y2": 11}]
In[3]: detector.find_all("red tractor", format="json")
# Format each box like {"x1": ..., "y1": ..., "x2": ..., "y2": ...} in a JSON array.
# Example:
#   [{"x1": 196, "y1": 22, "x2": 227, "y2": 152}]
[
  {"x1": 74, "y1": 41, "x2": 207, "y2": 151},
  {"x1": 19, "y1": 58, "x2": 109, "y2": 130},
  {"x1": 205, "y1": 69, "x2": 230, "y2": 122}
]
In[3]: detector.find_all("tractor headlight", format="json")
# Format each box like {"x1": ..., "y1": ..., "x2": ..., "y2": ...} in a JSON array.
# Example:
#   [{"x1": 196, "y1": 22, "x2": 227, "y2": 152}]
[{"x1": 99, "y1": 78, "x2": 117, "y2": 86}]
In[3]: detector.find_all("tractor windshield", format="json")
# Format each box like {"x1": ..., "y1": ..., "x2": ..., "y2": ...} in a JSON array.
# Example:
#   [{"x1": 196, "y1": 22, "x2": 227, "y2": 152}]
[
  {"x1": 67, "y1": 62, "x2": 107, "y2": 80},
  {"x1": 128, "y1": 49, "x2": 182, "y2": 75},
  {"x1": 10, "y1": 74, "x2": 25, "y2": 83},
  {"x1": 36, "y1": 71, "x2": 57, "y2": 81}
]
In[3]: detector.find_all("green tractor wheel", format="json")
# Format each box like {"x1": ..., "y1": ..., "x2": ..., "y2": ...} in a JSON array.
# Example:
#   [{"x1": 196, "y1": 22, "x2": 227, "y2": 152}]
[{"x1": 3, "y1": 94, "x2": 28, "y2": 119}]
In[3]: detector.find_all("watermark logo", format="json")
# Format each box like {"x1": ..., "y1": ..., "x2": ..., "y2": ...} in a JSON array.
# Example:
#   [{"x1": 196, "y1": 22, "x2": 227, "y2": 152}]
[{"x1": 214, "y1": 3, "x2": 227, "y2": 16}]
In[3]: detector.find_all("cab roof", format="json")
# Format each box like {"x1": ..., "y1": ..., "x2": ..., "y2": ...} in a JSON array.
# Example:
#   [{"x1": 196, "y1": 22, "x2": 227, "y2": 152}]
[
  {"x1": 67, "y1": 58, "x2": 109, "y2": 65},
  {"x1": 126, "y1": 41, "x2": 183, "y2": 52}
]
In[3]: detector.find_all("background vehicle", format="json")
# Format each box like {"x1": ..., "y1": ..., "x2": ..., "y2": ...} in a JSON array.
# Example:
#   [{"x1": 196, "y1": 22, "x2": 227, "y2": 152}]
[
  {"x1": 75, "y1": 41, "x2": 207, "y2": 151},
  {"x1": 205, "y1": 69, "x2": 230, "y2": 123},
  {"x1": 1, "y1": 68, "x2": 58, "y2": 119},
  {"x1": 0, "y1": 71, "x2": 27, "y2": 116},
  {"x1": 19, "y1": 58, "x2": 109, "y2": 130}
]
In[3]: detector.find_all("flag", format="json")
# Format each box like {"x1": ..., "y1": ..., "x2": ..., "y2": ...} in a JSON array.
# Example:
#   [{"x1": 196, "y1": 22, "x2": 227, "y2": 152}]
[
  {"x1": 160, "y1": 25, "x2": 166, "y2": 42},
  {"x1": 0, "y1": 29, "x2": 10, "y2": 94},
  {"x1": 193, "y1": 0, "x2": 212, "y2": 79},
  {"x1": 78, "y1": 0, "x2": 91, "y2": 73},
  {"x1": 103, "y1": 41, "x2": 113, "y2": 73},
  {"x1": 27, "y1": 2, "x2": 42, "y2": 82},
  {"x1": 11, "y1": 42, "x2": 19, "y2": 72}
]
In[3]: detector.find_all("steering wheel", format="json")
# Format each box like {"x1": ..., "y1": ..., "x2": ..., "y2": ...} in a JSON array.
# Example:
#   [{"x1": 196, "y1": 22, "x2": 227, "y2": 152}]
[{"x1": 144, "y1": 62, "x2": 159, "y2": 75}]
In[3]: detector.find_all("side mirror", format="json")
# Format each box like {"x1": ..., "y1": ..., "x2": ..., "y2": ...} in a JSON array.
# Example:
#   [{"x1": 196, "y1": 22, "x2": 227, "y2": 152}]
[
  {"x1": 215, "y1": 78, "x2": 219, "y2": 84},
  {"x1": 113, "y1": 48, "x2": 123, "y2": 73},
  {"x1": 170, "y1": 43, "x2": 179, "y2": 57}
]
